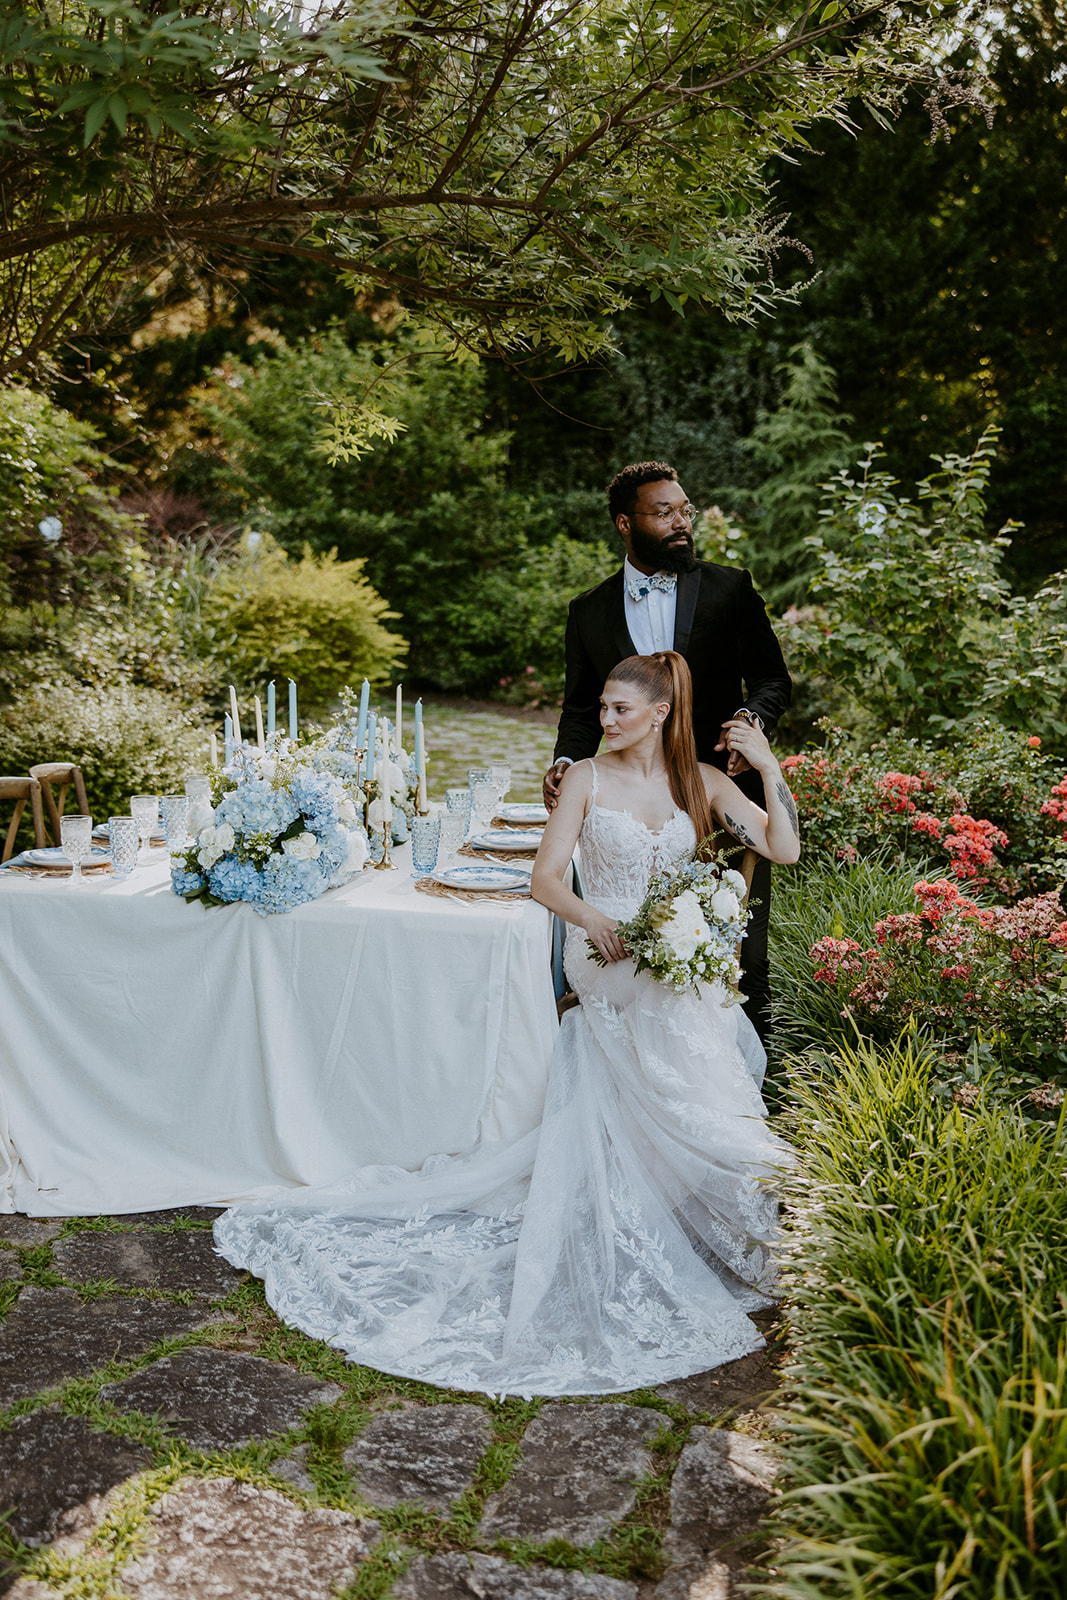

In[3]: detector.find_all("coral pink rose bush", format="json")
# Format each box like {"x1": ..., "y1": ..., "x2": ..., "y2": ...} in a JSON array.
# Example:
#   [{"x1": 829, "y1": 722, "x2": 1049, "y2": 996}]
[
  {"x1": 779, "y1": 721, "x2": 1067, "y2": 1108},
  {"x1": 808, "y1": 878, "x2": 1067, "y2": 1106},
  {"x1": 783, "y1": 719, "x2": 1066, "y2": 893}
]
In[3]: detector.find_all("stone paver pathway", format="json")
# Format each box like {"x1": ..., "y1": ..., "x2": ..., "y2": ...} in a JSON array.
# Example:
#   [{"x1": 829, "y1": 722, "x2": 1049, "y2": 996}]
[{"x1": 0, "y1": 1208, "x2": 783, "y2": 1600}]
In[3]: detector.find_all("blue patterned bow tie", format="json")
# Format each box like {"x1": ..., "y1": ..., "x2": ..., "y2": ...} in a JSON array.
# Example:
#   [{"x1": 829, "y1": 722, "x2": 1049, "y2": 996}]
[{"x1": 626, "y1": 571, "x2": 677, "y2": 602}]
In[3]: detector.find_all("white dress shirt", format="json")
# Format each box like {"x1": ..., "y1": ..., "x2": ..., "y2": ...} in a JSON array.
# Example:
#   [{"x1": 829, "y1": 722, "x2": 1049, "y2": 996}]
[{"x1": 623, "y1": 558, "x2": 677, "y2": 655}]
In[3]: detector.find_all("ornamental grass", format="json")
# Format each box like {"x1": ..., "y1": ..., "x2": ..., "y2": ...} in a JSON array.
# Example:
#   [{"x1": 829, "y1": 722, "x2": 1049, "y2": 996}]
[{"x1": 761, "y1": 1037, "x2": 1067, "y2": 1599}]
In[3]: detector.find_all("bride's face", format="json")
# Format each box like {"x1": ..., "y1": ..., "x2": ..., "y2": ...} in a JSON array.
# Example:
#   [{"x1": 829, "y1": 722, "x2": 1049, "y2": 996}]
[{"x1": 600, "y1": 680, "x2": 670, "y2": 751}]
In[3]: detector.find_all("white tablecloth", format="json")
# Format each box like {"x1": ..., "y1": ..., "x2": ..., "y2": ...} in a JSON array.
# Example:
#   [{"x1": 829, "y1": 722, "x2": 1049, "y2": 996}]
[{"x1": 0, "y1": 850, "x2": 557, "y2": 1215}]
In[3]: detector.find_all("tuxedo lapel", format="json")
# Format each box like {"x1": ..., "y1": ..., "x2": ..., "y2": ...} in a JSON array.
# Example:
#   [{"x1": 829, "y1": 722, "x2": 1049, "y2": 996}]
[
  {"x1": 606, "y1": 569, "x2": 636, "y2": 663},
  {"x1": 673, "y1": 567, "x2": 702, "y2": 658}
]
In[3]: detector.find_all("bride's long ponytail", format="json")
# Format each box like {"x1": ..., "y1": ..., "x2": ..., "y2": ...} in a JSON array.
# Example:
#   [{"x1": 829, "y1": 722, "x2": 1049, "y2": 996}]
[{"x1": 606, "y1": 652, "x2": 715, "y2": 855}]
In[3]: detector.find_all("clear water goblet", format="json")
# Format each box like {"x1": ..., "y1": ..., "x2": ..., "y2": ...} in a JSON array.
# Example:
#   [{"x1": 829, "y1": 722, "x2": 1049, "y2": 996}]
[
  {"x1": 489, "y1": 764, "x2": 511, "y2": 815},
  {"x1": 108, "y1": 815, "x2": 139, "y2": 879},
  {"x1": 471, "y1": 780, "x2": 497, "y2": 832},
  {"x1": 184, "y1": 773, "x2": 213, "y2": 836},
  {"x1": 446, "y1": 786, "x2": 473, "y2": 820},
  {"x1": 130, "y1": 795, "x2": 159, "y2": 862},
  {"x1": 60, "y1": 813, "x2": 92, "y2": 883},
  {"x1": 467, "y1": 766, "x2": 492, "y2": 791},
  {"x1": 161, "y1": 794, "x2": 189, "y2": 850},
  {"x1": 437, "y1": 813, "x2": 467, "y2": 871},
  {"x1": 411, "y1": 814, "x2": 442, "y2": 876}
]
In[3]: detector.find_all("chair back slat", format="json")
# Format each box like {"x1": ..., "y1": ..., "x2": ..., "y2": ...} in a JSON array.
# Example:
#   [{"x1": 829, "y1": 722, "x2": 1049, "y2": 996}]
[
  {"x1": 0, "y1": 777, "x2": 47, "y2": 861},
  {"x1": 28, "y1": 763, "x2": 89, "y2": 846}
]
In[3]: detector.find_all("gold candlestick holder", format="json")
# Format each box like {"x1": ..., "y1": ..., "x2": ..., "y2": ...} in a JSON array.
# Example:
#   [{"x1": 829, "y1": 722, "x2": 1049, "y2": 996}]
[{"x1": 374, "y1": 833, "x2": 397, "y2": 870}]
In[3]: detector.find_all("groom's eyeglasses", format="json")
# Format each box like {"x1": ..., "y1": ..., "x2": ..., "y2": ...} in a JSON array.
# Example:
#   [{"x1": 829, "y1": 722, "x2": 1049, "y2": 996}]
[{"x1": 636, "y1": 503, "x2": 697, "y2": 524}]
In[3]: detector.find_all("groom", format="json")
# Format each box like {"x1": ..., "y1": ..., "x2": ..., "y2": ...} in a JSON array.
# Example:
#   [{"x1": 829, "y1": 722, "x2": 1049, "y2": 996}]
[{"x1": 543, "y1": 460, "x2": 792, "y2": 1044}]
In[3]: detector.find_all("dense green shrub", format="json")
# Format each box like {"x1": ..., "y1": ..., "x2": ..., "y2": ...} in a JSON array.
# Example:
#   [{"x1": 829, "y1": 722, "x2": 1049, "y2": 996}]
[
  {"x1": 194, "y1": 535, "x2": 406, "y2": 711},
  {"x1": 764, "y1": 1039, "x2": 1067, "y2": 1599},
  {"x1": 443, "y1": 533, "x2": 615, "y2": 699},
  {"x1": 793, "y1": 427, "x2": 1067, "y2": 744},
  {"x1": 185, "y1": 332, "x2": 618, "y2": 690},
  {"x1": 0, "y1": 387, "x2": 139, "y2": 613},
  {"x1": 0, "y1": 681, "x2": 207, "y2": 826}
]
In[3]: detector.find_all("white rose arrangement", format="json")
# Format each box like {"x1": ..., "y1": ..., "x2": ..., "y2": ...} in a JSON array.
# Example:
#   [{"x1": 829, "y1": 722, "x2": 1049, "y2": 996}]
[{"x1": 587, "y1": 858, "x2": 752, "y2": 998}]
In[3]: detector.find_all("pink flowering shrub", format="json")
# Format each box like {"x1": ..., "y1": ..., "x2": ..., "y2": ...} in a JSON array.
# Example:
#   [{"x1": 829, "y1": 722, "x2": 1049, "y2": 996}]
[
  {"x1": 809, "y1": 879, "x2": 1067, "y2": 1091},
  {"x1": 783, "y1": 719, "x2": 1065, "y2": 893}
]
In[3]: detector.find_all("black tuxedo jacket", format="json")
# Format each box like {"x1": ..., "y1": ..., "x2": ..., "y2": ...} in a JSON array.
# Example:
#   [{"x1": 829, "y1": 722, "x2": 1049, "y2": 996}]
[{"x1": 553, "y1": 562, "x2": 791, "y2": 770}]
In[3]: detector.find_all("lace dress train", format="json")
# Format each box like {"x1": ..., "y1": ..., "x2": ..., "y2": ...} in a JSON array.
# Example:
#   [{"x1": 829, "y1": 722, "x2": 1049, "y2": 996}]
[{"x1": 214, "y1": 765, "x2": 788, "y2": 1396}]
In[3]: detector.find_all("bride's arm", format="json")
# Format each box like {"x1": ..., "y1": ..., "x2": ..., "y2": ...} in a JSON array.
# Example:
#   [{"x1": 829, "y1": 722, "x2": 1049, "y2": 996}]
[
  {"x1": 701, "y1": 721, "x2": 801, "y2": 865},
  {"x1": 531, "y1": 763, "x2": 628, "y2": 963}
]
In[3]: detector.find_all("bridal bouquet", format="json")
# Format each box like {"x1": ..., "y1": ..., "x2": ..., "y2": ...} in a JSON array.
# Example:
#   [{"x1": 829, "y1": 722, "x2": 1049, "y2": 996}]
[
  {"x1": 171, "y1": 740, "x2": 368, "y2": 914},
  {"x1": 589, "y1": 856, "x2": 751, "y2": 998}
]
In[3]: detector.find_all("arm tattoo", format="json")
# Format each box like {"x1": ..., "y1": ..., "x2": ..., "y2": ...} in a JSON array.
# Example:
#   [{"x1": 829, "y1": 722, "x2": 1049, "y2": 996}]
[
  {"x1": 775, "y1": 779, "x2": 800, "y2": 837},
  {"x1": 724, "y1": 811, "x2": 756, "y2": 847}
]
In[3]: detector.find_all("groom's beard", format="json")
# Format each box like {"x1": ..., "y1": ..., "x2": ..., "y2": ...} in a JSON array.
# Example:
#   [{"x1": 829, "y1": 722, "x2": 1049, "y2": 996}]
[{"x1": 629, "y1": 524, "x2": 699, "y2": 575}]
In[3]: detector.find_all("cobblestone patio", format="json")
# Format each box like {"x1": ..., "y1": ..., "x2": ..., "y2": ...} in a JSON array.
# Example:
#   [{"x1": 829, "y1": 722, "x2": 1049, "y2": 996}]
[{"x1": 0, "y1": 1210, "x2": 783, "y2": 1599}]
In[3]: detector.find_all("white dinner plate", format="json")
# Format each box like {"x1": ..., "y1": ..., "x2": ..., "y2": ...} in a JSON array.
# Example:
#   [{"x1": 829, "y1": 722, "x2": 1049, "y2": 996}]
[
  {"x1": 468, "y1": 828, "x2": 544, "y2": 852},
  {"x1": 432, "y1": 864, "x2": 531, "y2": 893},
  {"x1": 24, "y1": 847, "x2": 112, "y2": 867},
  {"x1": 496, "y1": 803, "x2": 549, "y2": 824}
]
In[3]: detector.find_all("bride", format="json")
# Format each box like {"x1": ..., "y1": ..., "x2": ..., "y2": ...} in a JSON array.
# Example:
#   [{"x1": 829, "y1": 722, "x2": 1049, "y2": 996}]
[{"x1": 214, "y1": 651, "x2": 800, "y2": 1396}]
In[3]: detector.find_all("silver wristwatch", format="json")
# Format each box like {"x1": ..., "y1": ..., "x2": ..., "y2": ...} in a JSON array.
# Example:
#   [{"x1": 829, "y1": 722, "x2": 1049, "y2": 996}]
[{"x1": 732, "y1": 707, "x2": 764, "y2": 731}]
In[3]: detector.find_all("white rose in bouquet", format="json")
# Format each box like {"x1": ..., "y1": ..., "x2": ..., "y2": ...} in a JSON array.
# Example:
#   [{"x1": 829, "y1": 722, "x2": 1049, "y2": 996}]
[
  {"x1": 659, "y1": 889, "x2": 711, "y2": 962},
  {"x1": 722, "y1": 868, "x2": 748, "y2": 898},
  {"x1": 282, "y1": 831, "x2": 321, "y2": 861},
  {"x1": 338, "y1": 796, "x2": 357, "y2": 825},
  {"x1": 710, "y1": 886, "x2": 741, "y2": 921},
  {"x1": 367, "y1": 797, "x2": 385, "y2": 830},
  {"x1": 214, "y1": 821, "x2": 236, "y2": 852},
  {"x1": 196, "y1": 825, "x2": 225, "y2": 869},
  {"x1": 386, "y1": 759, "x2": 409, "y2": 796}
]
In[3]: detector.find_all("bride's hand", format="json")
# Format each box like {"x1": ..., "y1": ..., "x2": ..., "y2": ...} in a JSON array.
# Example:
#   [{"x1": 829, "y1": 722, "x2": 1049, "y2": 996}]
[{"x1": 584, "y1": 910, "x2": 627, "y2": 963}]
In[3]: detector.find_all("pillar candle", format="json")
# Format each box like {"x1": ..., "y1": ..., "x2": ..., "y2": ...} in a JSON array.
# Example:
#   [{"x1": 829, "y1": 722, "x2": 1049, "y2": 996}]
[
  {"x1": 365, "y1": 713, "x2": 377, "y2": 782},
  {"x1": 210, "y1": 732, "x2": 218, "y2": 768},
  {"x1": 381, "y1": 725, "x2": 392, "y2": 830},
  {"x1": 267, "y1": 681, "x2": 276, "y2": 736},
  {"x1": 415, "y1": 717, "x2": 426, "y2": 813},
  {"x1": 356, "y1": 678, "x2": 370, "y2": 748},
  {"x1": 395, "y1": 684, "x2": 403, "y2": 750},
  {"x1": 224, "y1": 714, "x2": 234, "y2": 767},
  {"x1": 288, "y1": 680, "x2": 298, "y2": 740},
  {"x1": 254, "y1": 696, "x2": 265, "y2": 751},
  {"x1": 228, "y1": 685, "x2": 242, "y2": 746}
]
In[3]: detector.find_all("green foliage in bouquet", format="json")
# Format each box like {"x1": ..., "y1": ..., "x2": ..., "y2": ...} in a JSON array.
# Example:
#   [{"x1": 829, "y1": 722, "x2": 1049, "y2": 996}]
[
  {"x1": 0, "y1": 680, "x2": 206, "y2": 825},
  {"x1": 766, "y1": 1038, "x2": 1067, "y2": 1600},
  {"x1": 588, "y1": 855, "x2": 750, "y2": 998},
  {"x1": 193, "y1": 534, "x2": 405, "y2": 712}
]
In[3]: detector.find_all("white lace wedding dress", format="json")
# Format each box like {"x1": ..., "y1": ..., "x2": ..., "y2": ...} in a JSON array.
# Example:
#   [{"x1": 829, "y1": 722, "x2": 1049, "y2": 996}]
[{"x1": 214, "y1": 764, "x2": 788, "y2": 1396}]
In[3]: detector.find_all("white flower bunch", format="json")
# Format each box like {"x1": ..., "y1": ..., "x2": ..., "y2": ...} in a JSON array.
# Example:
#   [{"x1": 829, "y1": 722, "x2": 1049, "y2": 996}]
[{"x1": 589, "y1": 858, "x2": 751, "y2": 998}]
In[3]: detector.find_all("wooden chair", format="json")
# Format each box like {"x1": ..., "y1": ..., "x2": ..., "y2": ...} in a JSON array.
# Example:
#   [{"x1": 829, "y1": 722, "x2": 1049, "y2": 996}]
[
  {"x1": 28, "y1": 762, "x2": 90, "y2": 847},
  {"x1": 1, "y1": 777, "x2": 47, "y2": 862}
]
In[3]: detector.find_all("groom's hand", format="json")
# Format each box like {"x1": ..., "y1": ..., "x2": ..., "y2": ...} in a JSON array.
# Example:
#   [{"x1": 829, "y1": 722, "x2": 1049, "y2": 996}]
[
  {"x1": 715, "y1": 721, "x2": 753, "y2": 778},
  {"x1": 543, "y1": 760, "x2": 571, "y2": 811}
]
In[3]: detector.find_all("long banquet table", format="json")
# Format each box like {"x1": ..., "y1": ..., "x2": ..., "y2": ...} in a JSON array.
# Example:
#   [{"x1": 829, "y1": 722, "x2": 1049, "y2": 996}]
[{"x1": 0, "y1": 848, "x2": 558, "y2": 1216}]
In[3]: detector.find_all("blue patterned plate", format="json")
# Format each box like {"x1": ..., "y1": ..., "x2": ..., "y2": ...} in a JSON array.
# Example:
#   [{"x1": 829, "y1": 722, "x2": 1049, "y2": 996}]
[
  {"x1": 431, "y1": 864, "x2": 531, "y2": 893},
  {"x1": 496, "y1": 803, "x2": 549, "y2": 824},
  {"x1": 468, "y1": 829, "x2": 543, "y2": 852},
  {"x1": 23, "y1": 847, "x2": 112, "y2": 867}
]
